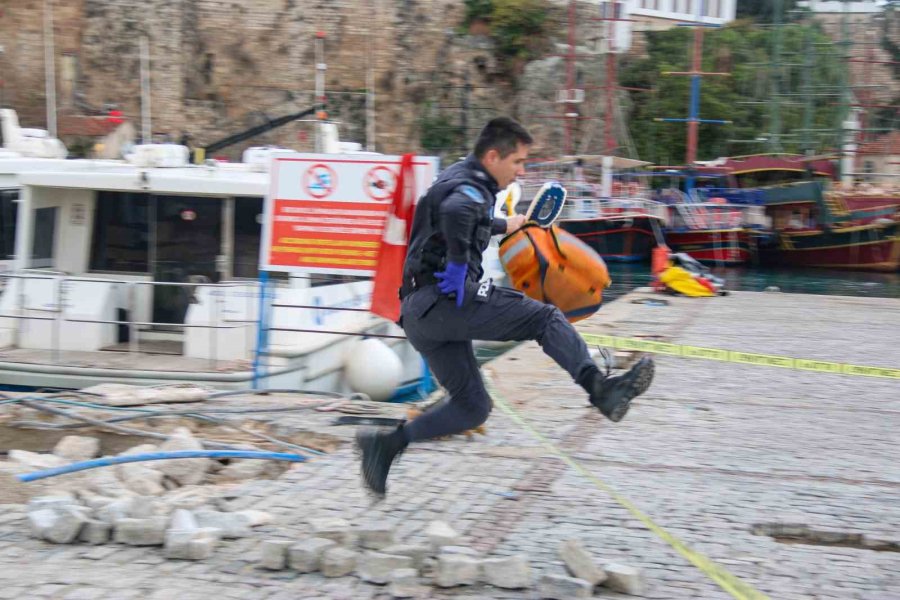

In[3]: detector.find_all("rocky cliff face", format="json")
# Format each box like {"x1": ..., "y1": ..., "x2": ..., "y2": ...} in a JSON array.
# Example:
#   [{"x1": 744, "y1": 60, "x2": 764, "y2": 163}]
[{"x1": 1, "y1": 0, "x2": 627, "y2": 160}]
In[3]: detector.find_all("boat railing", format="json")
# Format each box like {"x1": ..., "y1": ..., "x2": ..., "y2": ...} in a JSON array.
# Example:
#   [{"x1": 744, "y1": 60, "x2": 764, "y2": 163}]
[
  {"x1": 561, "y1": 196, "x2": 668, "y2": 221},
  {"x1": 672, "y1": 203, "x2": 752, "y2": 230},
  {"x1": 0, "y1": 272, "x2": 384, "y2": 368}
]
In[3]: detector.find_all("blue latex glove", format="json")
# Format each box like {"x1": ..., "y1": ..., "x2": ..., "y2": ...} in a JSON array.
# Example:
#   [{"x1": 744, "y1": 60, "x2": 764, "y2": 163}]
[{"x1": 434, "y1": 261, "x2": 468, "y2": 307}]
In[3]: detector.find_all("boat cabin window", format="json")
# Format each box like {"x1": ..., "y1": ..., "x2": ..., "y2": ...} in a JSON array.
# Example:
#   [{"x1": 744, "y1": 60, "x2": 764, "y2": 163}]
[
  {"x1": 89, "y1": 192, "x2": 150, "y2": 273},
  {"x1": 233, "y1": 196, "x2": 264, "y2": 279},
  {"x1": 0, "y1": 189, "x2": 18, "y2": 260}
]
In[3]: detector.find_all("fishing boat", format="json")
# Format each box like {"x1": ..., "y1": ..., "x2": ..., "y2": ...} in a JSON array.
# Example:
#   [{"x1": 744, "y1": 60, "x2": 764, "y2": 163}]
[
  {"x1": 518, "y1": 157, "x2": 669, "y2": 262},
  {"x1": 696, "y1": 155, "x2": 900, "y2": 272},
  {"x1": 0, "y1": 117, "x2": 438, "y2": 397}
]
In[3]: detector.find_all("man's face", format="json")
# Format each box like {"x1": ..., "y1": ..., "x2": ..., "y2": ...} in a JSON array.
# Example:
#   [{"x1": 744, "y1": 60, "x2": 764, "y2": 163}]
[{"x1": 483, "y1": 142, "x2": 530, "y2": 189}]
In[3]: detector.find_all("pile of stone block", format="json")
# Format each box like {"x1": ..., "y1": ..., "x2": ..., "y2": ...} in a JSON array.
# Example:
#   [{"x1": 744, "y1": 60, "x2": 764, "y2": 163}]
[
  {"x1": 1, "y1": 430, "x2": 287, "y2": 505},
  {"x1": 259, "y1": 519, "x2": 532, "y2": 598},
  {"x1": 538, "y1": 539, "x2": 643, "y2": 598}
]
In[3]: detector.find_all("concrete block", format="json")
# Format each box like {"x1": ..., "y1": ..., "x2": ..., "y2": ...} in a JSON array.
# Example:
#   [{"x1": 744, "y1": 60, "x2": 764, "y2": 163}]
[
  {"x1": 288, "y1": 537, "x2": 337, "y2": 573},
  {"x1": 27, "y1": 495, "x2": 78, "y2": 513},
  {"x1": 164, "y1": 527, "x2": 220, "y2": 560},
  {"x1": 424, "y1": 520, "x2": 460, "y2": 551},
  {"x1": 559, "y1": 539, "x2": 606, "y2": 586},
  {"x1": 481, "y1": 554, "x2": 531, "y2": 589},
  {"x1": 28, "y1": 507, "x2": 87, "y2": 544},
  {"x1": 168, "y1": 509, "x2": 198, "y2": 532},
  {"x1": 8, "y1": 449, "x2": 67, "y2": 470},
  {"x1": 194, "y1": 510, "x2": 251, "y2": 538},
  {"x1": 156, "y1": 430, "x2": 211, "y2": 486},
  {"x1": 357, "y1": 522, "x2": 395, "y2": 549},
  {"x1": 603, "y1": 563, "x2": 644, "y2": 595},
  {"x1": 78, "y1": 520, "x2": 112, "y2": 545},
  {"x1": 537, "y1": 574, "x2": 592, "y2": 599},
  {"x1": 53, "y1": 435, "x2": 101, "y2": 461},
  {"x1": 435, "y1": 554, "x2": 479, "y2": 587},
  {"x1": 113, "y1": 517, "x2": 168, "y2": 546},
  {"x1": 358, "y1": 551, "x2": 414, "y2": 584},
  {"x1": 321, "y1": 547, "x2": 358, "y2": 577},
  {"x1": 259, "y1": 540, "x2": 294, "y2": 570},
  {"x1": 308, "y1": 517, "x2": 353, "y2": 545},
  {"x1": 387, "y1": 568, "x2": 426, "y2": 598},
  {"x1": 235, "y1": 509, "x2": 272, "y2": 527},
  {"x1": 382, "y1": 544, "x2": 430, "y2": 569}
]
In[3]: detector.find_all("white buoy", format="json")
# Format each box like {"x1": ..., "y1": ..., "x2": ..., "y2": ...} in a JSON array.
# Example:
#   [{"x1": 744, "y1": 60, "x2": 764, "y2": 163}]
[{"x1": 344, "y1": 339, "x2": 402, "y2": 402}]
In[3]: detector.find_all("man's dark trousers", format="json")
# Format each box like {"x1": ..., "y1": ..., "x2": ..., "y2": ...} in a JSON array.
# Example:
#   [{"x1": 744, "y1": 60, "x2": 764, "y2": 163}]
[{"x1": 400, "y1": 279, "x2": 596, "y2": 442}]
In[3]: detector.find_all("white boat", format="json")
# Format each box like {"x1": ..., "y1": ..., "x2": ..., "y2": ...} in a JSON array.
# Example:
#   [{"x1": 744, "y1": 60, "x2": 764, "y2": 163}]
[{"x1": 0, "y1": 112, "x2": 431, "y2": 399}]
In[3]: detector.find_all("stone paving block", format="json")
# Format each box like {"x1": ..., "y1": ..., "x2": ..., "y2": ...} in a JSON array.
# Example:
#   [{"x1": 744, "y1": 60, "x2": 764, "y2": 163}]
[
  {"x1": 113, "y1": 517, "x2": 168, "y2": 546},
  {"x1": 78, "y1": 519, "x2": 112, "y2": 545},
  {"x1": 27, "y1": 494, "x2": 78, "y2": 513},
  {"x1": 259, "y1": 540, "x2": 294, "y2": 570},
  {"x1": 425, "y1": 521, "x2": 460, "y2": 552},
  {"x1": 169, "y1": 508, "x2": 198, "y2": 531},
  {"x1": 358, "y1": 551, "x2": 414, "y2": 584},
  {"x1": 435, "y1": 553, "x2": 480, "y2": 588},
  {"x1": 194, "y1": 510, "x2": 251, "y2": 539},
  {"x1": 307, "y1": 517, "x2": 354, "y2": 545},
  {"x1": 537, "y1": 574, "x2": 592, "y2": 599},
  {"x1": 603, "y1": 563, "x2": 644, "y2": 595},
  {"x1": 387, "y1": 568, "x2": 427, "y2": 598},
  {"x1": 559, "y1": 539, "x2": 606, "y2": 586},
  {"x1": 320, "y1": 547, "x2": 358, "y2": 577},
  {"x1": 357, "y1": 522, "x2": 395, "y2": 549},
  {"x1": 53, "y1": 435, "x2": 101, "y2": 461},
  {"x1": 164, "y1": 527, "x2": 220, "y2": 560},
  {"x1": 480, "y1": 554, "x2": 531, "y2": 589},
  {"x1": 382, "y1": 544, "x2": 430, "y2": 569},
  {"x1": 28, "y1": 507, "x2": 87, "y2": 544},
  {"x1": 288, "y1": 537, "x2": 337, "y2": 573}
]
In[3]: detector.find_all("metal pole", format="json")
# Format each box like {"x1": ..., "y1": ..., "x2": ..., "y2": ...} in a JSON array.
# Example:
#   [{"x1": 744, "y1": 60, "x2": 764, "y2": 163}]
[
  {"x1": 210, "y1": 286, "x2": 220, "y2": 369},
  {"x1": 52, "y1": 276, "x2": 63, "y2": 364},
  {"x1": 366, "y1": 5, "x2": 376, "y2": 152},
  {"x1": 140, "y1": 36, "x2": 151, "y2": 144},
  {"x1": 43, "y1": 0, "x2": 57, "y2": 137},
  {"x1": 564, "y1": 0, "x2": 576, "y2": 156},
  {"x1": 314, "y1": 32, "x2": 326, "y2": 153},
  {"x1": 128, "y1": 282, "x2": 139, "y2": 354},
  {"x1": 251, "y1": 270, "x2": 271, "y2": 389}
]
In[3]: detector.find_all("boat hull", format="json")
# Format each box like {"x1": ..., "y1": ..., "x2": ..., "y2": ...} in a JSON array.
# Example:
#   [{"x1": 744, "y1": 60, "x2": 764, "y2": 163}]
[
  {"x1": 664, "y1": 228, "x2": 753, "y2": 266},
  {"x1": 759, "y1": 221, "x2": 900, "y2": 272},
  {"x1": 558, "y1": 217, "x2": 657, "y2": 262}
]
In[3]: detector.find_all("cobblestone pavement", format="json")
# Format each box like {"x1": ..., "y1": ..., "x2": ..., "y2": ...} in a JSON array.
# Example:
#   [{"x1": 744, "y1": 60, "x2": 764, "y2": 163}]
[{"x1": 1, "y1": 291, "x2": 897, "y2": 599}]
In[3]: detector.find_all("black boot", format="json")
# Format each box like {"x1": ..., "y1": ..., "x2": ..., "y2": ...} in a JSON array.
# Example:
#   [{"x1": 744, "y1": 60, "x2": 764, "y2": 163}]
[
  {"x1": 355, "y1": 425, "x2": 408, "y2": 497},
  {"x1": 589, "y1": 356, "x2": 655, "y2": 422}
]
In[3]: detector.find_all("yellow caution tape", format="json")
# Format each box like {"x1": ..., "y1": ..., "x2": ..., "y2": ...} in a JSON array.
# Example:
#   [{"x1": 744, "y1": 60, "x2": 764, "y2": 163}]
[
  {"x1": 486, "y1": 378, "x2": 770, "y2": 600},
  {"x1": 581, "y1": 333, "x2": 900, "y2": 379}
]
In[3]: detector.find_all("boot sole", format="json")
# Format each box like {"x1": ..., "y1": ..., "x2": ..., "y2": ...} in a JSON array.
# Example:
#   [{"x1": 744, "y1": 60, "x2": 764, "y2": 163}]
[
  {"x1": 354, "y1": 429, "x2": 387, "y2": 498},
  {"x1": 606, "y1": 357, "x2": 655, "y2": 422}
]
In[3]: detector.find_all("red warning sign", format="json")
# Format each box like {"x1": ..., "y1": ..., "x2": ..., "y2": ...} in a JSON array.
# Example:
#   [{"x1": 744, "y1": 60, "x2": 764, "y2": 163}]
[
  {"x1": 364, "y1": 165, "x2": 397, "y2": 201},
  {"x1": 302, "y1": 163, "x2": 337, "y2": 198}
]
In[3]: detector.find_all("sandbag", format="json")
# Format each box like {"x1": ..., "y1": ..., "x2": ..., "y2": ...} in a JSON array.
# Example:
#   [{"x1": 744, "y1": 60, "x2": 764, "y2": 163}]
[{"x1": 499, "y1": 224, "x2": 611, "y2": 322}]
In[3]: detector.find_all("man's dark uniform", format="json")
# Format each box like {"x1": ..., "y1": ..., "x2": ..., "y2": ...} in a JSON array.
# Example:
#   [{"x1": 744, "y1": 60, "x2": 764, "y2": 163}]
[
  {"x1": 399, "y1": 155, "x2": 605, "y2": 440},
  {"x1": 356, "y1": 154, "x2": 654, "y2": 497}
]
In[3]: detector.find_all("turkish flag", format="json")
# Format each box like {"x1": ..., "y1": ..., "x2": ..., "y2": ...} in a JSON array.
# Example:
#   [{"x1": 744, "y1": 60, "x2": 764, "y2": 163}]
[{"x1": 370, "y1": 153, "x2": 416, "y2": 322}]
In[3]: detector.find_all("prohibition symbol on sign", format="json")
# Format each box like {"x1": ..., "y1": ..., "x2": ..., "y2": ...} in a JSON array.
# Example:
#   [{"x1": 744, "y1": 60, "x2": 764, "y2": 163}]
[
  {"x1": 364, "y1": 165, "x2": 397, "y2": 201},
  {"x1": 303, "y1": 164, "x2": 337, "y2": 198}
]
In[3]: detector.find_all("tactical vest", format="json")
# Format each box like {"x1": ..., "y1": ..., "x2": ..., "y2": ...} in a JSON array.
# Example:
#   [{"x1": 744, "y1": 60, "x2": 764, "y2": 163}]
[{"x1": 403, "y1": 161, "x2": 495, "y2": 285}]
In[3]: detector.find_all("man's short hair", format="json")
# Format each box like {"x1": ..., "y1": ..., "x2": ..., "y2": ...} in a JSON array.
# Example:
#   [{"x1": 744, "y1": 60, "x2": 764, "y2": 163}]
[{"x1": 473, "y1": 117, "x2": 533, "y2": 159}]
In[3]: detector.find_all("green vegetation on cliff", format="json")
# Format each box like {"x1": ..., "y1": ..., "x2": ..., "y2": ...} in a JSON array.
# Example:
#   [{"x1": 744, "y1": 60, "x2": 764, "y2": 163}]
[{"x1": 619, "y1": 20, "x2": 844, "y2": 163}]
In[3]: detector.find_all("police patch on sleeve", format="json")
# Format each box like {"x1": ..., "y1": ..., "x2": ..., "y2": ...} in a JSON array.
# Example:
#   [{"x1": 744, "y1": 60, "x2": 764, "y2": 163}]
[{"x1": 459, "y1": 185, "x2": 484, "y2": 204}]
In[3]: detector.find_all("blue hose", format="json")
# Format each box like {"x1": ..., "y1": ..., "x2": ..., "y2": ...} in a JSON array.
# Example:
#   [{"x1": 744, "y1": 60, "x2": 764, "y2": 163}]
[{"x1": 16, "y1": 450, "x2": 306, "y2": 483}]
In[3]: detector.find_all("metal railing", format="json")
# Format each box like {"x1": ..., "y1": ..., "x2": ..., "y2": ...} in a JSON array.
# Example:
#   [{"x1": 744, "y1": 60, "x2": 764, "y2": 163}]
[{"x1": 0, "y1": 272, "x2": 256, "y2": 368}]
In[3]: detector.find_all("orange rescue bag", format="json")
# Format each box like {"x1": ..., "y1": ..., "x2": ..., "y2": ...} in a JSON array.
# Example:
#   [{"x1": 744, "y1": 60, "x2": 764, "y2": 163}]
[{"x1": 498, "y1": 224, "x2": 611, "y2": 323}]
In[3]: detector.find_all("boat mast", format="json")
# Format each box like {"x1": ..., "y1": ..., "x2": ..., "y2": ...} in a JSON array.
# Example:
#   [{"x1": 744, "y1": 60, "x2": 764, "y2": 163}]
[
  {"x1": 43, "y1": 0, "x2": 57, "y2": 137},
  {"x1": 656, "y1": 0, "x2": 729, "y2": 191}
]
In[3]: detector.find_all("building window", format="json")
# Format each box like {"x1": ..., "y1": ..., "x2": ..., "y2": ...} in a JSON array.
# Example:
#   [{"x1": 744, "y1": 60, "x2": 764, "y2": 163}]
[
  {"x1": 89, "y1": 191, "x2": 150, "y2": 272},
  {"x1": 0, "y1": 189, "x2": 18, "y2": 260}
]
